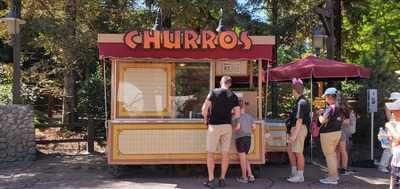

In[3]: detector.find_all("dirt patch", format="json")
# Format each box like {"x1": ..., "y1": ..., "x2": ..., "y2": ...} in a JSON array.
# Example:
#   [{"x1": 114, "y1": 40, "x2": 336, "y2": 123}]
[{"x1": 35, "y1": 128, "x2": 106, "y2": 155}]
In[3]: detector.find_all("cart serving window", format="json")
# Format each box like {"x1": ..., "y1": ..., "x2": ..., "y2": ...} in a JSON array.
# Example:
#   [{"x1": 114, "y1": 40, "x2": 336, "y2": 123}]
[{"x1": 98, "y1": 30, "x2": 275, "y2": 165}]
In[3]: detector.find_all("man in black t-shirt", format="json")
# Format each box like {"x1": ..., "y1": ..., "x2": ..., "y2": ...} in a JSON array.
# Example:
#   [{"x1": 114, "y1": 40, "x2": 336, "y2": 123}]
[{"x1": 202, "y1": 76, "x2": 240, "y2": 188}]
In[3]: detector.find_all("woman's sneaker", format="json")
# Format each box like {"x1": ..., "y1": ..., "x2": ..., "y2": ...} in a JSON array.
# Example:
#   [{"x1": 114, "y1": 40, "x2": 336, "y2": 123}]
[
  {"x1": 236, "y1": 177, "x2": 249, "y2": 184},
  {"x1": 248, "y1": 175, "x2": 256, "y2": 183},
  {"x1": 319, "y1": 177, "x2": 338, "y2": 185},
  {"x1": 218, "y1": 179, "x2": 226, "y2": 187},
  {"x1": 203, "y1": 179, "x2": 217, "y2": 189},
  {"x1": 287, "y1": 175, "x2": 304, "y2": 183}
]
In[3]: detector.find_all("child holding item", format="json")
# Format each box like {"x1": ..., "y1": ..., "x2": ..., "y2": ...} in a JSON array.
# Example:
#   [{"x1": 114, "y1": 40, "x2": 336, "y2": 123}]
[{"x1": 235, "y1": 100, "x2": 256, "y2": 184}]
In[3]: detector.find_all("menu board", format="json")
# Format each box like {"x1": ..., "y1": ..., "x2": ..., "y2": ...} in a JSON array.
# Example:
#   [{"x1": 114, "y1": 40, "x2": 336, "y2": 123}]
[
  {"x1": 215, "y1": 61, "x2": 248, "y2": 76},
  {"x1": 118, "y1": 68, "x2": 167, "y2": 113}
]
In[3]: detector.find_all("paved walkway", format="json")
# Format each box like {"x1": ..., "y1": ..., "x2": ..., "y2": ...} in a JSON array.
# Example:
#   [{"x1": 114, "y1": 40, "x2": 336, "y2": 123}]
[{"x1": 0, "y1": 154, "x2": 389, "y2": 189}]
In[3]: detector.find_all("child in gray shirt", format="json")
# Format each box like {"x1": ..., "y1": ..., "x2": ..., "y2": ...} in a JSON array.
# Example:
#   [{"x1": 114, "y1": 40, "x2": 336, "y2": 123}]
[{"x1": 234, "y1": 100, "x2": 256, "y2": 183}]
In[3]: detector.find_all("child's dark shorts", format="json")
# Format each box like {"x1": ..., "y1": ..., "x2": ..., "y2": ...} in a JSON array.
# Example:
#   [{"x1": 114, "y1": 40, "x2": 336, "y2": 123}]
[{"x1": 235, "y1": 136, "x2": 251, "y2": 154}]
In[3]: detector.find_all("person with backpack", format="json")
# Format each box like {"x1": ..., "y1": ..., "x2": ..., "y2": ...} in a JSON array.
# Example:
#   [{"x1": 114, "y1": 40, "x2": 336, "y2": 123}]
[
  {"x1": 286, "y1": 78, "x2": 310, "y2": 183},
  {"x1": 318, "y1": 87, "x2": 346, "y2": 185}
]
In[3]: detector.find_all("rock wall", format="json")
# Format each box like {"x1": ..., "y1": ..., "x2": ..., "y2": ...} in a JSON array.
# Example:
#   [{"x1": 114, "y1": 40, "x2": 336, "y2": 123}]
[{"x1": 0, "y1": 105, "x2": 36, "y2": 163}]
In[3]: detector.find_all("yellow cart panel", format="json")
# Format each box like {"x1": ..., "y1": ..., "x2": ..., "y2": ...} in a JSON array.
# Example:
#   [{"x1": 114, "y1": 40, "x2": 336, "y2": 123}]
[{"x1": 108, "y1": 121, "x2": 265, "y2": 165}]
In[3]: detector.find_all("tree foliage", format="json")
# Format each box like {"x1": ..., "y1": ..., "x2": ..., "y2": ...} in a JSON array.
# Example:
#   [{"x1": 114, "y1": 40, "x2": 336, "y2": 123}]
[{"x1": 0, "y1": 0, "x2": 397, "y2": 131}]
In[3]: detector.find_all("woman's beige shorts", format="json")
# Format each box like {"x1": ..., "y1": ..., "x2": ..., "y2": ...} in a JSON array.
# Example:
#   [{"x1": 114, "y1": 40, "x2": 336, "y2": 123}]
[{"x1": 290, "y1": 125, "x2": 308, "y2": 153}]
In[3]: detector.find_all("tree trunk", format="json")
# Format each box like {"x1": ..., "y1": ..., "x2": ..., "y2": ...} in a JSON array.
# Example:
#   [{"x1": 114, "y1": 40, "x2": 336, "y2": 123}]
[
  {"x1": 62, "y1": 70, "x2": 76, "y2": 127},
  {"x1": 62, "y1": 0, "x2": 77, "y2": 127},
  {"x1": 271, "y1": 0, "x2": 279, "y2": 117},
  {"x1": 332, "y1": 0, "x2": 342, "y2": 60},
  {"x1": 317, "y1": 0, "x2": 342, "y2": 60},
  {"x1": 10, "y1": 0, "x2": 22, "y2": 104},
  {"x1": 11, "y1": 32, "x2": 22, "y2": 104}
]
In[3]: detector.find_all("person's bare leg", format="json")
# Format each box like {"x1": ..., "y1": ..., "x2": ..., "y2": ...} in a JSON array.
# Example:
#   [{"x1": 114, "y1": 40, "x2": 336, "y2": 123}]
[
  {"x1": 338, "y1": 142, "x2": 348, "y2": 169},
  {"x1": 238, "y1": 153, "x2": 247, "y2": 178},
  {"x1": 336, "y1": 145, "x2": 341, "y2": 169},
  {"x1": 295, "y1": 153, "x2": 305, "y2": 171},
  {"x1": 207, "y1": 152, "x2": 215, "y2": 181},
  {"x1": 288, "y1": 145, "x2": 296, "y2": 167},
  {"x1": 220, "y1": 152, "x2": 230, "y2": 179},
  {"x1": 287, "y1": 145, "x2": 297, "y2": 176},
  {"x1": 246, "y1": 159, "x2": 254, "y2": 177}
]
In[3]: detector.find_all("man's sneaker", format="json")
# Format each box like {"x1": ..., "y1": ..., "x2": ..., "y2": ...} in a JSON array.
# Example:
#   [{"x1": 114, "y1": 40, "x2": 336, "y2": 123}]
[
  {"x1": 236, "y1": 177, "x2": 249, "y2": 183},
  {"x1": 218, "y1": 179, "x2": 226, "y2": 187},
  {"x1": 319, "y1": 177, "x2": 338, "y2": 185},
  {"x1": 248, "y1": 175, "x2": 256, "y2": 183},
  {"x1": 378, "y1": 166, "x2": 389, "y2": 173},
  {"x1": 287, "y1": 175, "x2": 304, "y2": 183},
  {"x1": 203, "y1": 179, "x2": 217, "y2": 189}
]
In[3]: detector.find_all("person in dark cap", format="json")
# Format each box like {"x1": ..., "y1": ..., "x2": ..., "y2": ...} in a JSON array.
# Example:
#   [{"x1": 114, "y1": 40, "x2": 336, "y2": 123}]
[{"x1": 318, "y1": 87, "x2": 345, "y2": 185}]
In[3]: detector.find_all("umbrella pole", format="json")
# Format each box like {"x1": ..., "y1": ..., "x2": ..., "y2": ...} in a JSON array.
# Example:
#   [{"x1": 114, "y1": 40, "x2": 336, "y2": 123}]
[{"x1": 310, "y1": 77, "x2": 313, "y2": 163}]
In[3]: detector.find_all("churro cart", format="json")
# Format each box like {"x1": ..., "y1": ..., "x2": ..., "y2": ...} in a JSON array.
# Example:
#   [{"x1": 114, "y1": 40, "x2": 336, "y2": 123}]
[{"x1": 97, "y1": 30, "x2": 275, "y2": 165}]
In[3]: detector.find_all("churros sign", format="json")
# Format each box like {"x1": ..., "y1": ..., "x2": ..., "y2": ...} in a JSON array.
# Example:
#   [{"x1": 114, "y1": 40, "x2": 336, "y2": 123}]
[{"x1": 124, "y1": 30, "x2": 252, "y2": 50}]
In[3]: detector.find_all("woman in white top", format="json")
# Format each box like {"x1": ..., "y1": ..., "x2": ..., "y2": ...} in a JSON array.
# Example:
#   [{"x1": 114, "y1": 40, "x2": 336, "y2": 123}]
[
  {"x1": 379, "y1": 92, "x2": 400, "y2": 173},
  {"x1": 385, "y1": 100, "x2": 400, "y2": 189}
]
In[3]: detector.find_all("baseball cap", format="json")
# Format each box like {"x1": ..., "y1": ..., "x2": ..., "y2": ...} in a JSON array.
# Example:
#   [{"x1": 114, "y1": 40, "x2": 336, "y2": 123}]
[
  {"x1": 386, "y1": 100, "x2": 400, "y2": 111},
  {"x1": 322, "y1": 87, "x2": 338, "y2": 97},
  {"x1": 389, "y1": 92, "x2": 400, "y2": 100}
]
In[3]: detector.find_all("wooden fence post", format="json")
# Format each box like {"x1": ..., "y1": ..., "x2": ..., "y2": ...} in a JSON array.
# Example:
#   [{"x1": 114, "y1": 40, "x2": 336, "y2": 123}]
[{"x1": 87, "y1": 118, "x2": 95, "y2": 153}]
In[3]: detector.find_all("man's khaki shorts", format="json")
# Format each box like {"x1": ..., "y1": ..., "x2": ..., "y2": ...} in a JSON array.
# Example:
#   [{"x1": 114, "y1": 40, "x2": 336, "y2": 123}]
[
  {"x1": 206, "y1": 124, "x2": 232, "y2": 153},
  {"x1": 290, "y1": 125, "x2": 308, "y2": 153}
]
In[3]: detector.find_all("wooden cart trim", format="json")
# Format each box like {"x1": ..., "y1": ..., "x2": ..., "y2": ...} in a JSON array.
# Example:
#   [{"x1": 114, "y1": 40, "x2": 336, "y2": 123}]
[{"x1": 107, "y1": 122, "x2": 265, "y2": 165}]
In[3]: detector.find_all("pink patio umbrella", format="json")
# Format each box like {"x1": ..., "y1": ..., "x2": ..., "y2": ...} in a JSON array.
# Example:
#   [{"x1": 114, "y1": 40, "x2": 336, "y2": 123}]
[{"x1": 265, "y1": 56, "x2": 372, "y2": 162}]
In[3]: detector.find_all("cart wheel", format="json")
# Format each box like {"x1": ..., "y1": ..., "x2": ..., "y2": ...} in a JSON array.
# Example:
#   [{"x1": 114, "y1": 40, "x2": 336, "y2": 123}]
[{"x1": 108, "y1": 165, "x2": 123, "y2": 178}]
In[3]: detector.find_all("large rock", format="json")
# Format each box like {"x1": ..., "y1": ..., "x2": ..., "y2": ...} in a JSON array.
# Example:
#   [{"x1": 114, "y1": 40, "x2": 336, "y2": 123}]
[{"x1": 0, "y1": 105, "x2": 36, "y2": 163}]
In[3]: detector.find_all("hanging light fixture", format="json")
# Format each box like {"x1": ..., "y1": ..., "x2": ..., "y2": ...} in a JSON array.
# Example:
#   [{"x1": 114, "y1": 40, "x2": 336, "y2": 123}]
[
  {"x1": 216, "y1": 8, "x2": 225, "y2": 33},
  {"x1": 152, "y1": 10, "x2": 162, "y2": 31},
  {"x1": 312, "y1": 26, "x2": 327, "y2": 56},
  {"x1": 0, "y1": 3, "x2": 25, "y2": 104},
  {"x1": 0, "y1": 6, "x2": 25, "y2": 35}
]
